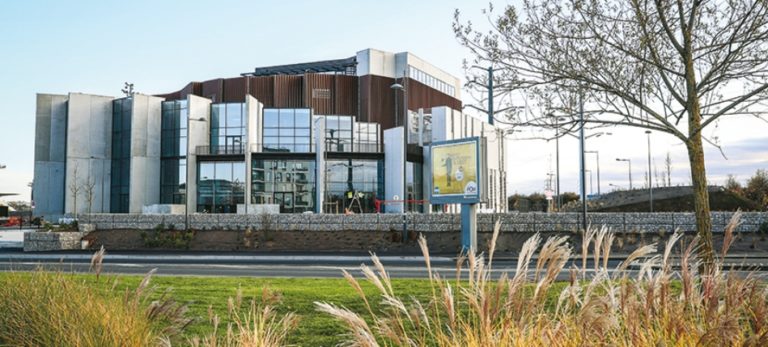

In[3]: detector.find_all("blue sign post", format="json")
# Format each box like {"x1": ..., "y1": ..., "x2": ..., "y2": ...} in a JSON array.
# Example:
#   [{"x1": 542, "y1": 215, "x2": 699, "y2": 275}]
[{"x1": 429, "y1": 137, "x2": 484, "y2": 252}]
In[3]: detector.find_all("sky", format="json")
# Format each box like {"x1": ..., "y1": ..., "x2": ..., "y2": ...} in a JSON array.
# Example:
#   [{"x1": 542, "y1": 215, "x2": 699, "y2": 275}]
[{"x1": 0, "y1": 0, "x2": 766, "y2": 203}]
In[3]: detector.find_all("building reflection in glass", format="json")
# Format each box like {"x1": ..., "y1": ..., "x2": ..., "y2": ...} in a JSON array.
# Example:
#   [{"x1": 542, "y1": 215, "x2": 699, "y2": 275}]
[
  {"x1": 251, "y1": 159, "x2": 316, "y2": 213},
  {"x1": 325, "y1": 159, "x2": 384, "y2": 213},
  {"x1": 197, "y1": 161, "x2": 245, "y2": 213}
]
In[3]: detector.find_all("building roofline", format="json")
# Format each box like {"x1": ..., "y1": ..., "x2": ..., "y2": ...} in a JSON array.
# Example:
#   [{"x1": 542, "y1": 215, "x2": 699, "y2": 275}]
[{"x1": 241, "y1": 56, "x2": 357, "y2": 77}]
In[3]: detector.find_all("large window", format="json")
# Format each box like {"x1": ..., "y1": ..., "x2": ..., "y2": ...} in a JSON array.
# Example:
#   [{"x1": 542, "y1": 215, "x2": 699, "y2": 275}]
[
  {"x1": 160, "y1": 100, "x2": 188, "y2": 204},
  {"x1": 263, "y1": 108, "x2": 312, "y2": 153},
  {"x1": 317, "y1": 115, "x2": 353, "y2": 152},
  {"x1": 324, "y1": 159, "x2": 384, "y2": 213},
  {"x1": 251, "y1": 159, "x2": 315, "y2": 213},
  {"x1": 197, "y1": 161, "x2": 245, "y2": 213},
  {"x1": 406, "y1": 110, "x2": 432, "y2": 145},
  {"x1": 110, "y1": 98, "x2": 132, "y2": 213},
  {"x1": 354, "y1": 122, "x2": 380, "y2": 152},
  {"x1": 210, "y1": 103, "x2": 246, "y2": 154}
]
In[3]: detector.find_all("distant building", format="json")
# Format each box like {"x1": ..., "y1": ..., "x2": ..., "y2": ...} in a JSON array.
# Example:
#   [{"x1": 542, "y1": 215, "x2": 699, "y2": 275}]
[{"x1": 33, "y1": 49, "x2": 506, "y2": 220}]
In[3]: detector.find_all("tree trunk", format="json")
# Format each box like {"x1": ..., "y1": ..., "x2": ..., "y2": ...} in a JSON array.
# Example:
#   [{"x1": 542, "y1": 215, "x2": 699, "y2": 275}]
[
  {"x1": 686, "y1": 136, "x2": 714, "y2": 269},
  {"x1": 681, "y1": 24, "x2": 715, "y2": 271}
]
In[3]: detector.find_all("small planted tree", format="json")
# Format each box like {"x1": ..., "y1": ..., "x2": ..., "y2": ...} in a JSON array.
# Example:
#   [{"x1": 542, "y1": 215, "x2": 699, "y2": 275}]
[
  {"x1": 68, "y1": 163, "x2": 81, "y2": 219},
  {"x1": 82, "y1": 174, "x2": 96, "y2": 223}
]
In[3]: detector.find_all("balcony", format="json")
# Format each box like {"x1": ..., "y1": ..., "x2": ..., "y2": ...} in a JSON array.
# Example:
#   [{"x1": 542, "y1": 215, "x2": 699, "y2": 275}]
[
  {"x1": 249, "y1": 142, "x2": 381, "y2": 154},
  {"x1": 196, "y1": 145, "x2": 245, "y2": 156}
]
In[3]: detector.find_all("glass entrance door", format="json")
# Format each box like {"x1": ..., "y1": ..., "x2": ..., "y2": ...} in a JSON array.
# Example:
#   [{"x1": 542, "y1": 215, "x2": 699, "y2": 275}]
[{"x1": 274, "y1": 192, "x2": 294, "y2": 213}]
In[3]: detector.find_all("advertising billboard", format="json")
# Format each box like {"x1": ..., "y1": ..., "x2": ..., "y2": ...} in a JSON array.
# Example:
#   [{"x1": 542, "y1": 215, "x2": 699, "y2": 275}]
[{"x1": 430, "y1": 137, "x2": 482, "y2": 204}]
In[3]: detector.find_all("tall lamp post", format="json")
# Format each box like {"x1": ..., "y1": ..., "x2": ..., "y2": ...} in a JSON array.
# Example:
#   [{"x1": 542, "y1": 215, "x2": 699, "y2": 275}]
[
  {"x1": 645, "y1": 130, "x2": 653, "y2": 212},
  {"x1": 185, "y1": 116, "x2": 207, "y2": 232},
  {"x1": 616, "y1": 158, "x2": 633, "y2": 190},
  {"x1": 391, "y1": 79, "x2": 408, "y2": 241},
  {"x1": 585, "y1": 150, "x2": 601, "y2": 196}
]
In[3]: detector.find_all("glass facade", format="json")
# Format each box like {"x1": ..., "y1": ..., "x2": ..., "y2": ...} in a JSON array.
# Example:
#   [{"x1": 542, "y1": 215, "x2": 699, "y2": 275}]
[
  {"x1": 407, "y1": 110, "x2": 432, "y2": 145},
  {"x1": 110, "y1": 98, "x2": 132, "y2": 213},
  {"x1": 160, "y1": 100, "x2": 188, "y2": 204},
  {"x1": 406, "y1": 161, "x2": 424, "y2": 212},
  {"x1": 317, "y1": 115, "x2": 353, "y2": 152},
  {"x1": 251, "y1": 159, "x2": 316, "y2": 213},
  {"x1": 354, "y1": 121, "x2": 380, "y2": 152},
  {"x1": 263, "y1": 108, "x2": 312, "y2": 153},
  {"x1": 197, "y1": 161, "x2": 245, "y2": 213},
  {"x1": 324, "y1": 159, "x2": 384, "y2": 213},
  {"x1": 210, "y1": 103, "x2": 246, "y2": 154}
]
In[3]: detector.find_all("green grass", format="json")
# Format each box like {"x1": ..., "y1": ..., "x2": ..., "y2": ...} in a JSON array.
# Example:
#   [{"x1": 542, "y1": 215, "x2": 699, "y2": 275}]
[{"x1": 0, "y1": 272, "x2": 442, "y2": 346}]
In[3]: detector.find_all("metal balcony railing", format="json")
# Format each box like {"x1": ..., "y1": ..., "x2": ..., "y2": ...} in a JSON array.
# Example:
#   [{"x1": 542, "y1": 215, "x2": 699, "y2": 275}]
[
  {"x1": 248, "y1": 142, "x2": 381, "y2": 154},
  {"x1": 196, "y1": 145, "x2": 245, "y2": 155}
]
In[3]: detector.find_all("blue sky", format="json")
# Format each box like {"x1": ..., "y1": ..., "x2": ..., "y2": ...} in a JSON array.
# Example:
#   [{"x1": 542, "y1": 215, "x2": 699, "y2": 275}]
[{"x1": 0, "y1": 0, "x2": 766, "y2": 202}]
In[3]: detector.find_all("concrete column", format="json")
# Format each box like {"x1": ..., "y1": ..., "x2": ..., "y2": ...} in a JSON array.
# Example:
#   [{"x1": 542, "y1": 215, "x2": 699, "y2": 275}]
[
  {"x1": 244, "y1": 95, "x2": 263, "y2": 210},
  {"x1": 65, "y1": 93, "x2": 114, "y2": 216},
  {"x1": 186, "y1": 95, "x2": 212, "y2": 214},
  {"x1": 128, "y1": 94, "x2": 164, "y2": 213},
  {"x1": 33, "y1": 94, "x2": 69, "y2": 220},
  {"x1": 384, "y1": 127, "x2": 405, "y2": 213},
  {"x1": 315, "y1": 117, "x2": 325, "y2": 213}
]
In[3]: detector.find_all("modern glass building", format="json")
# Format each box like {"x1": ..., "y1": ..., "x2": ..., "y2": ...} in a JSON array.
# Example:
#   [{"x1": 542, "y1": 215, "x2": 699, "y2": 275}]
[{"x1": 33, "y1": 48, "x2": 508, "y2": 221}]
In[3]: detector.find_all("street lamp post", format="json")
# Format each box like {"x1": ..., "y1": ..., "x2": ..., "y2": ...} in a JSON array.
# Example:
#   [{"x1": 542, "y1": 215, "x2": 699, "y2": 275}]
[
  {"x1": 616, "y1": 158, "x2": 633, "y2": 190},
  {"x1": 585, "y1": 169, "x2": 593, "y2": 196},
  {"x1": 646, "y1": 130, "x2": 653, "y2": 212},
  {"x1": 585, "y1": 150, "x2": 601, "y2": 196},
  {"x1": 185, "y1": 116, "x2": 207, "y2": 232}
]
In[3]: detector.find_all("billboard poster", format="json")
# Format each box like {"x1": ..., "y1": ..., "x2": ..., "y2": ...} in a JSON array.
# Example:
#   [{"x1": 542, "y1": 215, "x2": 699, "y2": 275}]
[{"x1": 430, "y1": 137, "x2": 481, "y2": 204}]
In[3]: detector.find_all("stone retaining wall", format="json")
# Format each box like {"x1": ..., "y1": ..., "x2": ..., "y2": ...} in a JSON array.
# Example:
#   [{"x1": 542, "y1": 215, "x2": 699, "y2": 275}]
[
  {"x1": 24, "y1": 232, "x2": 85, "y2": 252},
  {"x1": 84, "y1": 212, "x2": 768, "y2": 234}
]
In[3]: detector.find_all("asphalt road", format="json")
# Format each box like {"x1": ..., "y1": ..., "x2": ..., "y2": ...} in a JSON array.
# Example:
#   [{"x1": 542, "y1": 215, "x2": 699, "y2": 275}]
[{"x1": 1, "y1": 250, "x2": 766, "y2": 280}]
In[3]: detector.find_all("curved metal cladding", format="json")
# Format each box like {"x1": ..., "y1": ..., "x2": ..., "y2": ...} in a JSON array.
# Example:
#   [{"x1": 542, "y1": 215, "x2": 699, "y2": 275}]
[{"x1": 154, "y1": 73, "x2": 462, "y2": 131}]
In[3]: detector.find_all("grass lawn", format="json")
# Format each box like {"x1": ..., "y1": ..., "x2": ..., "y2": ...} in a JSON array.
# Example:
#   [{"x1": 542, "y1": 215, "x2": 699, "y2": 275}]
[{"x1": 0, "y1": 272, "x2": 442, "y2": 346}]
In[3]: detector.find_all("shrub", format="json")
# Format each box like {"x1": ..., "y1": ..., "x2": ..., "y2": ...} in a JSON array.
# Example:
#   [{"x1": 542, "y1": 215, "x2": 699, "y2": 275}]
[
  {"x1": 141, "y1": 229, "x2": 196, "y2": 249},
  {"x1": 190, "y1": 287, "x2": 297, "y2": 347},
  {"x1": 317, "y1": 213, "x2": 768, "y2": 346},
  {"x1": 0, "y1": 269, "x2": 191, "y2": 346}
]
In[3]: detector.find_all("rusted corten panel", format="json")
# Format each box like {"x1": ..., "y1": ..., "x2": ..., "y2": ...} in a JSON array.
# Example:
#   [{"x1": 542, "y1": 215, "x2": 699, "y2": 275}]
[
  {"x1": 184, "y1": 82, "x2": 203, "y2": 98},
  {"x1": 303, "y1": 73, "x2": 334, "y2": 115},
  {"x1": 359, "y1": 75, "x2": 397, "y2": 130},
  {"x1": 334, "y1": 75, "x2": 358, "y2": 116},
  {"x1": 273, "y1": 75, "x2": 303, "y2": 108},
  {"x1": 202, "y1": 79, "x2": 224, "y2": 103},
  {"x1": 247, "y1": 76, "x2": 274, "y2": 107},
  {"x1": 222, "y1": 77, "x2": 247, "y2": 103},
  {"x1": 406, "y1": 78, "x2": 462, "y2": 112},
  {"x1": 154, "y1": 82, "x2": 202, "y2": 101}
]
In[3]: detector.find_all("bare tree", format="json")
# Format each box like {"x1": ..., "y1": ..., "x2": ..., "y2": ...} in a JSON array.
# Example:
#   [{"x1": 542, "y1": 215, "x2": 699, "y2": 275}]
[
  {"x1": 454, "y1": 0, "x2": 768, "y2": 267},
  {"x1": 68, "y1": 163, "x2": 81, "y2": 219},
  {"x1": 665, "y1": 152, "x2": 673, "y2": 187},
  {"x1": 82, "y1": 174, "x2": 96, "y2": 222}
]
